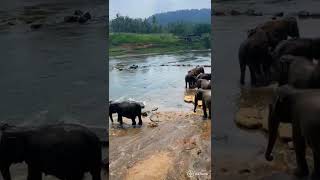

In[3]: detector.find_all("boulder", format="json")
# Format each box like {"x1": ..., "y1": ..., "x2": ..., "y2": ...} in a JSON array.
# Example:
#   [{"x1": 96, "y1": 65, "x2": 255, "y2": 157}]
[{"x1": 235, "y1": 108, "x2": 262, "y2": 129}]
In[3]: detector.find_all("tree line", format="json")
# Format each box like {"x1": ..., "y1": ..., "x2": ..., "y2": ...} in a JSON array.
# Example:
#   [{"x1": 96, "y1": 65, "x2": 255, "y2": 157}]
[{"x1": 110, "y1": 14, "x2": 211, "y2": 36}]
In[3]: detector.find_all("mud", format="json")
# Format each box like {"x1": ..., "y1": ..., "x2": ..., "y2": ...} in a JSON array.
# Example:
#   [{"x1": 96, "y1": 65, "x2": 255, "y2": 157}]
[{"x1": 109, "y1": 112, "x2": 211, "y2": 180}]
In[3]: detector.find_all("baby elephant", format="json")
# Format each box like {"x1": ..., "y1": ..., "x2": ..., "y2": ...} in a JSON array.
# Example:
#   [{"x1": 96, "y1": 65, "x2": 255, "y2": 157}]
[
  {"x1": 194, "y1": 89, "x2": 211, "y2": 119},
  {"x1": 109, "y1": 101, "x2": 143, "y2": 126}
]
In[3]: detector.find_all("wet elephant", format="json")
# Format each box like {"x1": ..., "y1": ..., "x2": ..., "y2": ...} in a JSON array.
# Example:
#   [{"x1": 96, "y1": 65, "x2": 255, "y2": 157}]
[
  {"x1": 109, "y1": 101, "x2": 143, "y2": 126},
  {"x1": 0, "y1": 123, "x2": 102, "y2": 180},
  {"x1": 265, "y1": 86, "x2": 320, "y2": 179},
  {"x1": 194, "y1": 89, "x2": 211, "y2": 119},
  {"x1": 196, "y1": 73, "x2": 211, "y2": 81},
  {"x1": 271, "y1": 55, "x2": 320, "y2": 88},
  {"x1": 195, "y1": 79, "x2": 211, "y2": 89},
  {"x1": 240, "y1": 17, "x2": 300, "y2": 86},
  {"x1": 185, "y1": 67, "x2": 205, "y2": 88},
  {"x1": 272, "y1": 38, "x2": 320, "y2": 62}
]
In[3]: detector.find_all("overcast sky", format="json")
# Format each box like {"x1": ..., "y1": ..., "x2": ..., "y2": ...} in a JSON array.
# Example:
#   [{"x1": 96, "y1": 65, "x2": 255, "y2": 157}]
[{"x1": 109, "y1": 0, "x2": 211, "y2": 19}]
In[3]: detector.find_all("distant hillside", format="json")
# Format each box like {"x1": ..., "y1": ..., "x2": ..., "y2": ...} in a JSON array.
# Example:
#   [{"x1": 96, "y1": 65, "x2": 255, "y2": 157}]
[{"x1": 148, "y1": 9, "x2": 211, "y2": 25}]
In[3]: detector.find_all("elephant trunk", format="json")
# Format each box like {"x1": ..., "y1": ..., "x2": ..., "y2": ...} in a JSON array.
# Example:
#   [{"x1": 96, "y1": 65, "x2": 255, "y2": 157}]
[
  {"x1": 265, "y1": 103, "x2": 280, "y2": 161},
  {"x1": 1, "y1": 166, "x2": 12, "y2": 180}
]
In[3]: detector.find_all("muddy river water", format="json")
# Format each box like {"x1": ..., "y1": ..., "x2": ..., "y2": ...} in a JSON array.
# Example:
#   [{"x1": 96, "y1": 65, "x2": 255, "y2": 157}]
[
  {"x1": 0, "y1": 0, "x2": 107, "y2": 179},
  {"x1": 109, "y1": 52, "x2": 211, "y2": 111}
]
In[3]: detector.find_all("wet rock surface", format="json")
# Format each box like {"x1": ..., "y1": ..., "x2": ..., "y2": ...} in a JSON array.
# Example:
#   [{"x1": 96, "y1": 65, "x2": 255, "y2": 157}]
[{"x1": 109, "y1": 112, "x2": 211, "y2": 180}]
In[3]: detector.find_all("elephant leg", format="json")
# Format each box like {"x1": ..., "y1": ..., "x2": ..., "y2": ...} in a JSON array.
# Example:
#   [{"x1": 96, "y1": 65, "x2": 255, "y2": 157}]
[
  {"x1": 292, "y1": 123, "x2": 309, "y2": 177},
  {"x1": 118, "y1": 114, "x2": 123, "y2": 125},
  {"x1": 240, "y1": 63, "x2": 246, "y2": 85},
  {"x1": 311, "y1": 148, "x2": 320, "y2": 179},
  {"x1": 202, "y1": 101, "x2": 207, "y2": 118},
  {"x1": 132, "y1": 116, "x2": 137, "y2": 126},
  {"x1": 90, "y1": 168, "x2": 101, "y2": 180},
  {"x1": 68, "y1": 173, "x2": 84, "y2": 180},
  {"x1": 248, "y1": 64, "x2": 257, "y2": 86},
  {"x1": 27, "y1": 167, "x2": 42, "y2": 180},
  {"x1": 138, "y1": 114, "x2": 142, "y2": 125},
  {"x1": 1, "y1": 166, "x2": 11, "y2": 180}
]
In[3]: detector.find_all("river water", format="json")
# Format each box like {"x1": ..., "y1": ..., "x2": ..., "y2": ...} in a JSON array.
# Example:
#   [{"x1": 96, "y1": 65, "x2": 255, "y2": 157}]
[
  {"x1": 109, "y1": 52, "x2": 211, "y2": 112},
  {"x1": 0, "y1": 1, "x2": 107, "y2": 179}
]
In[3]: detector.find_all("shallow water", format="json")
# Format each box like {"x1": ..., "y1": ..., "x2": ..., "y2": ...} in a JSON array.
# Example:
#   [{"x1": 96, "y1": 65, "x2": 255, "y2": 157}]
[
  {"x1": 0, "y1": 1, "x2": 107, "y2": 179},
  {"x1": 109, "y1": 52, "x2": 211, "y2": 111}
]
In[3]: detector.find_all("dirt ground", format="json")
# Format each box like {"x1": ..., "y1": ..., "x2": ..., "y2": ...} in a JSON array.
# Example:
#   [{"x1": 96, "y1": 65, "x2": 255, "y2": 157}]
[{"x1": 109, "y1": 111, "x2": 211, "y2": 180}]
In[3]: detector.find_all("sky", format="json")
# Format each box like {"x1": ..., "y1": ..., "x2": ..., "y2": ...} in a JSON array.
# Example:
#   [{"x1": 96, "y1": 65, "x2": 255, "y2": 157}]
[{"x1": 109, "y1": 0, "x2": 211, "y2": 19}]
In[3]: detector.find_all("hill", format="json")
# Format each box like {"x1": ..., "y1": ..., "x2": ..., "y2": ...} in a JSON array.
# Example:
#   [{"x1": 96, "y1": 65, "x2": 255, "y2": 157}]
[{"x1": 148, "y1": 9, "x2": 211, "y2": 25}]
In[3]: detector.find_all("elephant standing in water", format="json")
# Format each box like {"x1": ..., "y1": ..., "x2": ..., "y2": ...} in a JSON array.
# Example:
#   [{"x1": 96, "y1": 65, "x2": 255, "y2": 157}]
[
  {"x1": 194, "y1": 89, "x2": 211, "y2": 119},
  {"x1": 265, "y1": 86, "x2": 320, "y2": 179},
  {"x1": 109, "y1": 101, "x2": 143, "y2": 126},
  {"x1": 270, "y1": 55, "x2": 320, "y2": 87},
  {"x1": 0, "y1": 123, "x2": 102, "y2": 180},
  {"x1": 239, "y1": 17, "x2": 300, "y2": 86},
  {"x1": 185, "y1": 67, "x2": 205, "y2": 88},
  {"x1": 196, "y1": 73, "x2": 211, "y2": 81}
]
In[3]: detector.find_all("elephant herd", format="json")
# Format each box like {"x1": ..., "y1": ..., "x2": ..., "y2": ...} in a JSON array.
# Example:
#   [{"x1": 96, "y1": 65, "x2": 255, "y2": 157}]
[
  {"x1": 239, "y1": 16, "x2": 320, "y2": 179},
  {"x1": 185, "y1": 66, "x2": 212, "y2": 119}
]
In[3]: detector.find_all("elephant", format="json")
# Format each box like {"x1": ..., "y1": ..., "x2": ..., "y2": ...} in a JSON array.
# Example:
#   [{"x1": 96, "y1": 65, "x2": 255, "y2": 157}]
[
  {"x1": 272, "y1": 38, "x2": 320, "y2": 62},
  {"x1": 240, "y1": 17, "x2": 300, "y2": 86},
  {"x1": 265, "y1": 85, "x2": 320, "y2": 178},
  {"x1": 196, "y1": 73, "x2": 211, "y2": 81},
  {"x1": 0, "y1": 123, "x2": 102, "y2": 180},
  {"x1": 194, "y1": 89, "x2": 211, "y2": 119},
  {"x1": 195, "y1": 79, "x2": 211, "y2": 89},
  {"x1": 270, "y1": 55, "x2": 320, "y2": 88},
  {"x1": 248, "y1": 17, "x2": 300, "y2": 49},
  {"x1": 109, "y1": 101, "x2": 143, "y2": 126},
  {"x1": 185, "y1": 67, "x2": 205, "y2": 88}
]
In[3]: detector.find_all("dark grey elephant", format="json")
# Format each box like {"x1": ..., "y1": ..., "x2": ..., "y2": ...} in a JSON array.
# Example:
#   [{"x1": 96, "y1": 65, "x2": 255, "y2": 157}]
[
  {"x1": 185, "y1": 67, "x2": 205, "y2": 88},
  {"x1": 109, "y1": 101, "x2": 143, "y2": 126},
  {"x1": 195, "y1": 79, "x2": 211, "y2": 89},
  {"x1": 272, "y1": 38, "x2": 320, "y2": 61},
  {"x1": 240, "y1": 17, "x2": 300, "y2": 86},
  {"x1": 196, "y1": 73, "x2": 211, "y2": 81},
  {"x1": 271, "y1": 55, "x2": 320, "y2": 88},
  {"x1": 0, "y1": 123, "x2": 102, "y2": 180},
  {"x1": 194, "y1": 89, "x2": 211, "y2": 119},
  {"x1": 266, "y1": 85, "x2": 320, "y2": 179}
]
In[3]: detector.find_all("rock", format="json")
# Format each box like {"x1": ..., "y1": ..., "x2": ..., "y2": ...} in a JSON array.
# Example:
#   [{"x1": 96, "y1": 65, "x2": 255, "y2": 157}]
[
  {"x1": 298, "y1": 10, "x2": 310, "y2": 18},
  {"x1": 273, "y1": 12, "x2": 284, "y2": 17},
  {"x1": 147, "y1": 122, "x2": 158, "y2": 128},
  {"x1": 129, "y1": 65, "x2": 138, "y2": 69},
  {"x1": 235, "y1": 108, "x2": 262, "y2": 129},
  {"x1": 74, "y1": 10, "x2": 84, "y2": 16},
  {"x1": 238, "y1": 168, "x2": 251, "y2": 174},
  {"x1": 7, "y1": 22, "x2": 15, "y2": 26},
  {"x1": 184, "y1": 95, "x2": 193, "y2": 103},
  {"x1": 78, "y1": 12, "x2": 91, "y2": 24},
  {"x1": 245, "y1": 9, "x2": 263, "y2": 16},
  {"x1": 151, "y1": 107, "x2": 158, "y2": 111},
  {"x1": 230, "y1": 10, "x2": 242, "y2": 16},
  {"x1": 64, "y1": 16, "x2": 79, "y2": 23},
  {"x1": 30, "y1": 23, "x2": 42, "y2": 29},
  {"x1": 213, "y1": 11, "x2": 226, "y2": 16}
]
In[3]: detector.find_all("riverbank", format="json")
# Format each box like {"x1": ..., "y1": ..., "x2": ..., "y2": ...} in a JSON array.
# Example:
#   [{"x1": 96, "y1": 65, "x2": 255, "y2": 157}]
[
  {"x1": 109, "y1": 111, "x2": 211, "y2": 180},
  {"x1": 109, "y1": 33, "x2": 211, "y2": 57}
]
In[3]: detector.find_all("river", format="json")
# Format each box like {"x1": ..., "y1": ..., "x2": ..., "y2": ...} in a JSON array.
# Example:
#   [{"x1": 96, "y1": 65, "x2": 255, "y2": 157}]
[
  {"x1": 0, "y1": 0, "x2": 107, "y2": 179},
  {"x1": 109, "y1": 52, "x2": 211, "y2": 112}
]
